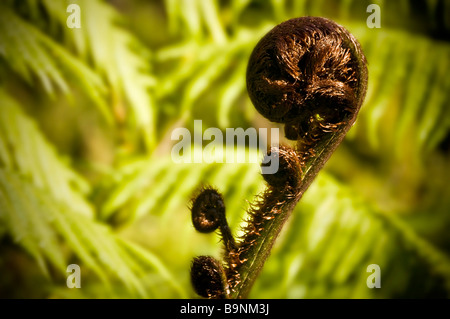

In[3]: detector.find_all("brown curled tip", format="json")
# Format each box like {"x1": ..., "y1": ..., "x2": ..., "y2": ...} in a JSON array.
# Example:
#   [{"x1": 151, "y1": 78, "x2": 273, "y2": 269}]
[
  {"x1": 261, "y1": 145, "x2": 302, "y2": 188},
  {"x1": 247, "y1": 16, "x2": 368, "y2": 135},
  {"x1": 191, "y1": 187, "x2": 226, "y2": 233},
  {"x1": 190, "y1": 256, "x2": 226, "y2": 299}
]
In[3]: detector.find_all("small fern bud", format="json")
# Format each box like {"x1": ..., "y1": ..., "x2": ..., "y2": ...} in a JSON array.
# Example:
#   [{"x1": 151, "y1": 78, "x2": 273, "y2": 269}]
[
  {"x1": 191, "y1": 187, "x2": 225, "y2": 233},
  {"x1": 190, "y1": 256, "x2": 227, "y2": 299},
  {"x1": 262, "y1": 145, "x2": 302, "y2": 189},
  {"x1": 190, "y1": 186, "x2": 236, "y2": 254}
]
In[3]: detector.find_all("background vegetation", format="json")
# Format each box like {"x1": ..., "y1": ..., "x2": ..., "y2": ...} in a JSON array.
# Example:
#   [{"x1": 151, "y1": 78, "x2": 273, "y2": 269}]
[{"x1": 0, "y1": 0, "x2": 449, "y2": 298}]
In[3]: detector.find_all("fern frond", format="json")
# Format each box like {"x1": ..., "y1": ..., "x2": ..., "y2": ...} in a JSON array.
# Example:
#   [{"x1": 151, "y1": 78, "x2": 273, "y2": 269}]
[
  {"x1": 348, "y1": 25, "x2": 450, "y2": 161},
  {"x1": 0, "y1": 90, "x2": 93, "y2": 217},
  {"x1": 101, "y1": 146, "x2": 263, "y2": 230},
  {"x1": 0, "y1": 4, "x2": 67, "y2": 95},
  {"x1": 155, "y1": 25, "x2": 272, "y2": 125},
  {"x1": 0, "y1": 169, "x2": 65, "y2": 277},
  {"x1": 3, "y1": 0, "x2": 158, "y2": 150},
  {"x1": 0, "y1": 168, "x2": 183, "y2": 298},
  {"x1": 253, "y1": 172, "x2": 450, "y2": 298},
  {"x1": 80, "y1": 0, "x2": 157, "y2": 151},
  {"x1": 164, "y1": 0, "x2": 226, "y2": 43},
  {"x1": 0, "y1": 4, "x2": 110, "y2": 121},
  {"x1": 74, "y1": 0, "x2": 158, "y2": 150}
]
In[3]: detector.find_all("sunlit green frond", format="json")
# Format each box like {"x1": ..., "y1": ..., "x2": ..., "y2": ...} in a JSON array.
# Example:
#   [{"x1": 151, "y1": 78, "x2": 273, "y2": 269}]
[
  {"x1": 74, "y1": 0, "x2": 158, "y2": 150},
  {"x1": 0, "y1": 168, "x2": 183, "y2": 298},
  {"x1": 155, "y1": 25, "x2": 272, "y2": 125},
  {"x1": 101, "y1": 146, "x2": 264, "y2": 230},
  {"x1": 0, "y1": 4, "x2": 67, "y2": 95},
  {"x1": 253, "y1": 173, "x2": 450, "y2": 298},
  {"x1": 0, "y1": 4, "x2": 110, "y2": 121},
  {"x1": 350, "y1": 26, "x2": 450, "y2": 161},
  {"x1": 0, "y1": 89, "x2": 93, "y2": 217},
  {"x1": 164, "y1": 0, "x2": 226, "y2": 43},
  {"x1": 5, "y1": 0, "x2": 158, "y2": 150}
]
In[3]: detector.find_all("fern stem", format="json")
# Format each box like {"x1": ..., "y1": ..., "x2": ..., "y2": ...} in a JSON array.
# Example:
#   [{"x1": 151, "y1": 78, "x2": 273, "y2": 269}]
[{"x1": 231, "y1": 127, "x2": 354, "y2": 298}]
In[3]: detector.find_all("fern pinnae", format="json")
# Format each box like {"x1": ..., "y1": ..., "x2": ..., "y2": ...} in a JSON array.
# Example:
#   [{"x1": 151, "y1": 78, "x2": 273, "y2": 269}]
[
  {"x1": 0, "y1": 171, "x2": 43, "y2": 268},
  {"x1": 394, "y1": 39, "x2": 431, "y2": 156},
  {"x1": 133, "y1": 162, "x2": 185, "y2": 218},
  {"x1": 218, "y1": 60, "x2": 246, "y2": 128},
  {"x1": 79, "y1": 222, "x2": 147, "y2": 297},
  {"x1": 47, "y1": 201, "x2": 108, "y2": 284},
  {"x1": 22, "y1": 179, "x2": 67, "y2": 274},
  {"x1": 417, "y1": 49, "x2": 449, "y2": 150},
  {"x1": 0, "y1": 129, "x2": 11, "y2": 168},
  {"x1": 198, "y1": 0, "x2": 227, "y2": 44},
  {"x1": 118, "y1": 238, "x2": 187, "y2": 298},
  {"x1": 160, "y1": 163, "x2": 207, "y2": 219},
  {"x1": 101, "y1": 158, "x2": 165, "y2": 219}
]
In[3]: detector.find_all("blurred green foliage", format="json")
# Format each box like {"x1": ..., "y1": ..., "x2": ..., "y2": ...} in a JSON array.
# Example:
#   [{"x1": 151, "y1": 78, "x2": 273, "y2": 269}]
[{"x1": 0, "y1": 0, "x2": 449, "y2": 298}]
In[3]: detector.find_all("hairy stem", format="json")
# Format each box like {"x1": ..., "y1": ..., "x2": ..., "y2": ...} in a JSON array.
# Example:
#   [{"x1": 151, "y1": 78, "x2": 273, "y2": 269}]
[{"x1": 231, "y1": 124, "x2": 353, "y2": 298}]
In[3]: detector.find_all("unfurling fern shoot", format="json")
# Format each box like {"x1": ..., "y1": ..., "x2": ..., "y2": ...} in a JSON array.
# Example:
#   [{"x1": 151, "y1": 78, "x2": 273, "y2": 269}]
[{"x1": 189, "y1": 16, "x2": 368, "y2": 299}]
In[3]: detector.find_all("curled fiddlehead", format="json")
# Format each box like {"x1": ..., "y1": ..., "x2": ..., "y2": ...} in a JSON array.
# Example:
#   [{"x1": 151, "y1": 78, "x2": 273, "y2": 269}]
[
  {"x1": 189, "y1": 16, "x2": 368, "y2": 299},
  {"x1": 190, "y1": 256, "x2": 228, "y2": 299},
  {"x1": 190, "y1": 186, "x2": 236, "y2": 251}
]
